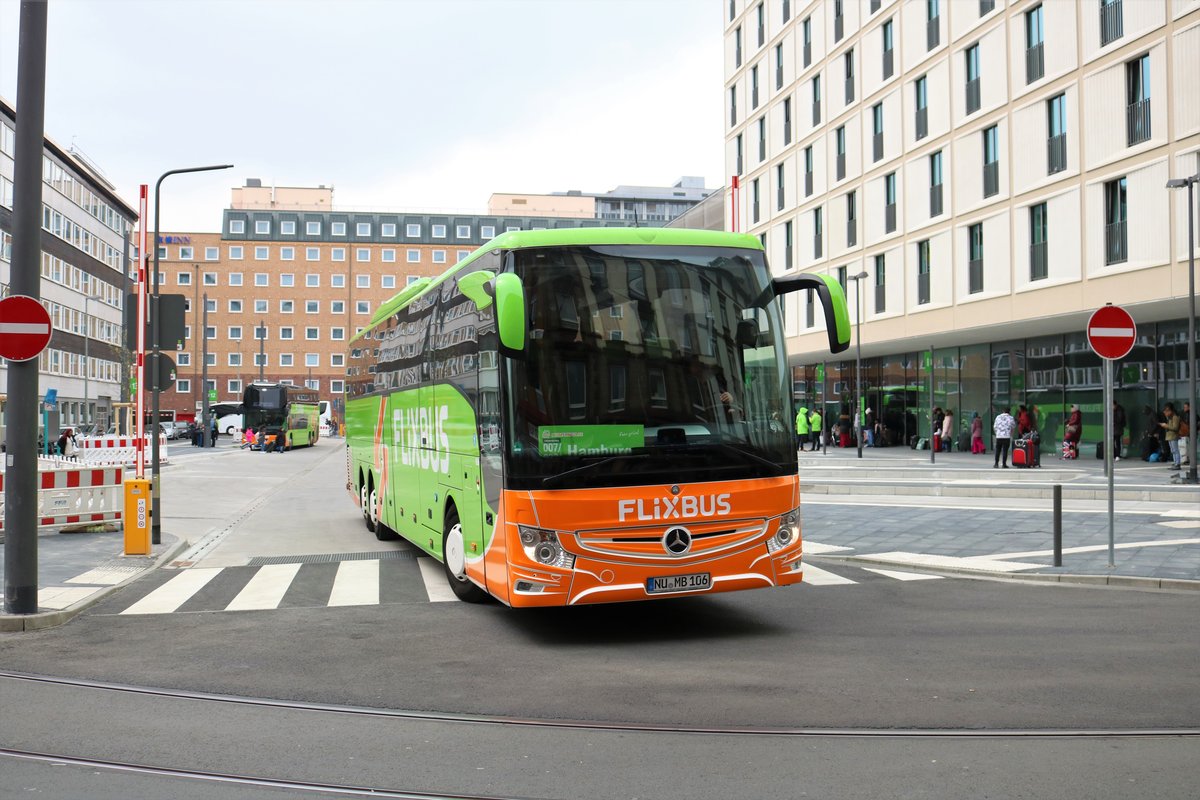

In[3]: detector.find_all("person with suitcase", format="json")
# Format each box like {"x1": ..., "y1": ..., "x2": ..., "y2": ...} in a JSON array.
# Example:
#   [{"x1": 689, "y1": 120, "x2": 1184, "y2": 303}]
[{"x1": 993, "y1": 408, "x2": 1016, "y2": 468}]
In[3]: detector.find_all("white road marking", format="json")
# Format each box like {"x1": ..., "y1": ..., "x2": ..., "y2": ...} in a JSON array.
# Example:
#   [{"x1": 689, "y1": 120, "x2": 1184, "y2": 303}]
[
  {"x1": 799, "y1": 563, "x2": 858, "y2": 585},
  {"x1": 225, "y1": 563, "x2": 302, "y2": 611},
  {"x1": 37, "y1": 586, "x2": 99, "y2": 610},
  {"x1": 803, "y1": 541, "x2": 855, "y2": 554},
  {"x1": 328, "y1": 560, "x2": 380, "y2": 607},
  {"x1": 862, "y1": 568, "x2": 944, "y2": 582},
  {"x1": 121, "y1": 568, "x2": 222, "y2": 615},
  {"x1": 1157, "y1": 521, "x2": 1200, "y2": 530},
  {"x1": 65, "y1": 568, "x2": 136, "y2": 586},
  {"x1": 855, "y1": 552, "x2": 1044, "y2": 572},
  {"x1": 417, "y1": 557, "x2": 460, "y2": 602},
  {"x1": 993, "y1": 537, "x2": 1200, "y2": 560}
]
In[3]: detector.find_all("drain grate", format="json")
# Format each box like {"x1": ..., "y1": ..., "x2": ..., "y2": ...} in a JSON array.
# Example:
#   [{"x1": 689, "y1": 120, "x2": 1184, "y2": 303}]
[{"x1": 247, "y1": 550, "x2": 419, "y2": 566}]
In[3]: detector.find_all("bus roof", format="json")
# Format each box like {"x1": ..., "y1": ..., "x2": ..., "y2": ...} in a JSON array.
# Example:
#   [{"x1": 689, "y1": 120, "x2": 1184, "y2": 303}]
[{"x1": 353, "y1": 227, "x2": 764, "y2": 343}]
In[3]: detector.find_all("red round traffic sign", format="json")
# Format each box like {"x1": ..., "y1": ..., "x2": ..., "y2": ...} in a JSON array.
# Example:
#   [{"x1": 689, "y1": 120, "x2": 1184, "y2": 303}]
[
  {"x1": 0, "y1": 294, "x2": 53, "y2": 362},
  {"x1": 1087, "y1": 305, "x2": 1136, "y2": 360}
]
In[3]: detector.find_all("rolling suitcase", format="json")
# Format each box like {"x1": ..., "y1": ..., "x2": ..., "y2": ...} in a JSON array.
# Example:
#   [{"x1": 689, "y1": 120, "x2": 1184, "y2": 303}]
[{"x1": 1012, "y1": 437, "x2": 1038, "y2": 468}]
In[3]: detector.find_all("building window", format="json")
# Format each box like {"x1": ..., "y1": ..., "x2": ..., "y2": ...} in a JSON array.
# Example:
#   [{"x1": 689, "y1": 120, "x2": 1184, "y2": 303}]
[
  {"x1": 331, "y1": 247, "x2": 346, "y2": 261},
  {"x1": 758, "y1": 116, "x2": 766, "y2": 161},
  {"x1": 1026, "y1": 5, "x2": 1044, "y2": 84},
  {"x1": 305, "y1": 247, "x2": 320, "y2": 261},
  {"x1": 356, "y1": 301, "x2": 370, "y2": 314},
  {"x1": 280, "y1": 327, "x2": 294, "y2": 340},
  {"x1": 884, "y1": 173, "x2": 897, "y2": 233},
  {"x1": 331, "y1": 300, "x2": 345, "y2": 314},
  {"x1": 255, "y1": 220, "x2": 270, "y2": 235},
  {"x1": 756, "y1": 2, "x2": 764, "y2": 46},
  {"x1": 481, "y1": 225, "x2": 495, "y2": 239},
  {"x1": 229, "y1": 246, "x2": 243, "y2": 260},
  {"x1": 229, "y1": 219, "x2": 245, "y2": 234},
  {"x1": 802, "y1": 17, "x2": 812, "y2": 67},
  {"x1": 834, "y1": 0, "x2": 844, "y2": 41},
  {"x1": 965, "y1": 44, "x2": 981, "y2": 114},
  {"x1": 228, "y1": 299, "x2": 242, "y2": 313},
  {"x1": 280, "y1": 246, "x2": 294, "y2": 261},
  {"x1": 406, "y1": 223, "x2": 421, "y2": 237},
  {"x1": 968, "y1": 223, "x2": 984, "y2": 293},
  {"x1": 804, "y1": 145, "x2": 814, "y2": 197},
  {"x1": 930, "y1": 151, "x2": 944, "y2": 217},
  {"x1": 177, "y1": 271, "x2": 192, "y2": 286},
  {"x1": 776, "y1": 164, "x2": 786, "y2": 211},
  {"x1": 179, "y1": 246, "x2": 193, "y2": 260},
  {"x1": 228, "y1": 326, "x2": 242, "y2": 340},
  {"x1": 281, "y1": 220, "x2": 296, "y2": 235},
  {"x1": 254, "y1": 300, "x2": 268, "y2": 313},
  {"x1": 751, "y1": 64, "x2": 760, "y2": 109},
  {"x1": 775, "y1": 43, "x2": 784, "y2": 89},
  {"x1": 730, "y1": 86, "x2": 738, "y2": 127},
  {"x1": 205, "y1": 298, "x2": 217, "y2": 312},
  {"x1": 782, "y1": 97, "x2": 792, "y2": 146},
  {"x1": 874, "y1": 254, "x2": 886, "y2": 314},
  {"x1": 735, "y1": 25, "x2": 743, "y2": 68},
  {"x1": 1030, "y1": 203, "x2": 1048, "y2": 281},
  {"x1": 917, "y1": 240, "x2": 931, "y2": 305},
  {"x1": 305, "y1": 353, "x2": 319, "y2": 368},
  {"x1": 872, "y1": 102, "x2": 884, "y2": 162},
  {"x1": 432, "y1": 224, "x2": 447, "y2": 238},
  {"x1": 254, "y1": 273, "x2": 268, "y2": 287},
  {"x1": 983, "y1": 125, "x2": 999, "y2": 198},
  {"x1": 381, "y1": 223, "x2": 396, "y2": 237},
  {"x1": 331, "y1": 329, "x2": 345, "y2": 342},
  {"x1": 752, "y1": 178, "x2": 761, "y2": 223},
  {"x1": 178, "y1": 352, "x2": 191, "y2": 367},
  {"x1": 305, "y1": 327, "x2": 319, "y2": 340},
  {"x1": 356, "y1": 222, "x2": 371, "y2": 236},
  {"x1": 835, "y1": 125, "x2": 846, "y2": 181},
  {"x1": 1105, "y1": 177, "x2": 1127, "y2": 265},
  {"x1": 382, "y1": 249, "x2": 396, "y2": 263},
  {"x1": 356, "y1": 274, "x2": 370, "y2": 289},
  {"x1": 882, "y1": 19, "x2": 894, "y2": 80},
  {"x1": 331, "y1": 222, "x2": 346, "y2": 236},
  {"x1": 783, "y1": 0, "x2": 791, "y2": 24},
  {"x1": 229, "y1": 273, "x2": 243, "y2": 286},
  {"x1": 177, "y1": 379, "x2": 190, "y2": 393},
  {"x1": 228, "y1": 379, "x2": 242, "y2": 394},
  {"x1": 811, "y1": 75, "x2": 821, "y2": 126},
  {"x1": 927, "y1": 0, "x2": 940, "y2": 50},
  {"x1": 455, "y1": 225, "x2": 471, "y2": 238},
  {"x1": 356, "y1": 248, "x2": 370, "y2": 262},
  {"x1": 432, "y1": 250, "x2": 447, "y2": 263},
  {"x1": 736, "y1": 134, "x2": 744, "y2": 176},
  {"x1": 280, "y1": 300, "x2": 294, "y2": 313},
  {"x1": 813, "y1": 207, "x2": 823, "y2": 259},
  {"x1": 275, "y1": 354, "x2": 288, "y2": 367},
  {"x1": 280, "y1": 273, "x2": 295, "y2": 287},
  {"x1": 306, "y1": 221, "x2": 321, "y2": 235},
  {"x1": 254, "y1": 246, "x2": 268, "y2": 260},
  {"x1": 306, "y1": 274, "x2": 320, "y2": 288},
  {"x1": 306, "y1": 300, "x2": 319, "y2": 314},
  {"x1": 1047, "y1": 93, "x2": 1067, "y2": 174},
  {"x1": 204, "y1": 246, "x2": 218, "y2": 260},
  {"x1": 844, "y1": 49, "x2": 854, "y2": 104},
  {"x1": 784, "y1": 220, "x2": 793, "y2": 270},
  {"x1": 847, "y1": 191, "x2": 857, "y2": 247},
  {"x1": 1126, "y1": 53, "x2": 1151, "y2": 146},
  {"x1": 915, "y1": 76, "x2": 929, "y2": 140},
  {"x1": 1100, "y1": 0, "x2": 1123, "y2": 47}
]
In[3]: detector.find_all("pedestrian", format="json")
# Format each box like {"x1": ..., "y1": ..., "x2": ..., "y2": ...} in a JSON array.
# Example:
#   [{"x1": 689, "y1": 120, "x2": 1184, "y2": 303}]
[
  {"x1": 1180, "y1": 401, "x2": 1191, "y2": 467},
  {"x1": 970, "y1": 412, "x2": 985, "y2": 454},
  {"x1": 1112, "y1": 399, "x2": 1126, "y2": 461},
  {"x1": 993, "y1": 407, "x2": 1016, "y2": 468},
  {"x1": 796, "y1": 405, "x2": 810, "y2": 451},
  {"x1": 1140, "y1": 405, "x2": 1163, "y2": 461},
  {"x1": 57, "y1": 428, "x2": 76, "y2": 458},
  {"x1": 210, "y1": 415, "x2": 219, "y2": 447},
  {"x1": 940, "y1": 409, "x2": 955, "y2": 452},
  {"x1": 931, "y1": 407, "x2": 944, "y2": 452},
  {"x1": 1158, "y1": 403, "x2": 1181, "y2": 470},
  {"x1": 809, "y1": 407, "x2": 823, "y2": 452},
  {"x1": 1017, "y1": 405, "x2": 1032, "y2": 438},
  {"x1": 1064, "y1": 403, "x2": 1082, "y2": 459},
  {"x1": 838, "y1": 405, "x2": 851, "y2": 448},
  {"x1": 864, "y1": 407, "x2": 876, "y2": 447}
]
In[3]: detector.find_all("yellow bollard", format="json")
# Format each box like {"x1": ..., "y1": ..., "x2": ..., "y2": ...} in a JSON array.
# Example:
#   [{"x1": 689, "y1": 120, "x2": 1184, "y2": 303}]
[{"x1": 123, "y1": 478, "x2": 152, "y2": 555}]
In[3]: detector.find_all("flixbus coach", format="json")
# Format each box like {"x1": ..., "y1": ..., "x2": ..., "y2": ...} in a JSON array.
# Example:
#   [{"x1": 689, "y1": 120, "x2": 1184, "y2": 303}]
[{"x1": 345, "y1": 228, "x2": 849, "y2": 606}]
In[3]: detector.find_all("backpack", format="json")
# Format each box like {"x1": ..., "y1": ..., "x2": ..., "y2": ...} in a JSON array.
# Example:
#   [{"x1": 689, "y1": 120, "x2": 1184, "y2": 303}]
[{"x1": 1181, "y1": 419, "x2": 1190, "y2": 438}]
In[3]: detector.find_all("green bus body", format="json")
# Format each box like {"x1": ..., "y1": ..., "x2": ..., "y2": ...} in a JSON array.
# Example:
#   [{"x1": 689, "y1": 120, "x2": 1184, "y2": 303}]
[
  {"x1": 344, "y1": 228, "x2": 850, "y2": 604},
  {"x1": 243, "y1": 383, "x2": 321, "y2": 449}
]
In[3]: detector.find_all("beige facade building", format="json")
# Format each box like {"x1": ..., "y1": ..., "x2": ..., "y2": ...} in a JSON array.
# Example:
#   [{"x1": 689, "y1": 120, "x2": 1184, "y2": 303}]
[{"x1": 725, "y1": 0, "x2": 1199, "y2": 449}]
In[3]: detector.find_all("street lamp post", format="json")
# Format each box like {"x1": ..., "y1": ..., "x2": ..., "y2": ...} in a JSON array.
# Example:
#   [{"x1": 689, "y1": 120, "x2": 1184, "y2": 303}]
[
  {"x1": 847, "y1": 271, "x2": 869, "y2": 459},
  {"x1": 151, "y1": 164, "x2": 233, "y2": 543},
  {"x1": 82, "y1": 292, "x2": 103, "y2": 429},
  {"x1": 1167, "y1": 173, "x2": 1199, "y2": 484}
]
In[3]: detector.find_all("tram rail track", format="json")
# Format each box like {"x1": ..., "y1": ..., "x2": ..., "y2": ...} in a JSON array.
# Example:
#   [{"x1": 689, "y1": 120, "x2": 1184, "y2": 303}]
[{"x1": 3, "y1": 669, "x2": 1197, "y2": 739}]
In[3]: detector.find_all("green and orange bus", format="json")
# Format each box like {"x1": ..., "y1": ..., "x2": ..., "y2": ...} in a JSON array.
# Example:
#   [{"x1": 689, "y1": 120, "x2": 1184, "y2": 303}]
[{"x1": 346, "y1": 228, "x2": 849, "y2": 606}]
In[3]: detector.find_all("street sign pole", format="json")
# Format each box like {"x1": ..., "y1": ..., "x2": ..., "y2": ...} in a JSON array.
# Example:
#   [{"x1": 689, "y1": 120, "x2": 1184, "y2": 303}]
[
  {"x1": 1087, "y1": 303, "x2": 1135, "y2": 570},
  {"x1": 135, "y1": 186, "x2": 148, "y2": 479},
  {"x1": 1105, "y1": 358, "x2": 1115, "y2": 568}
]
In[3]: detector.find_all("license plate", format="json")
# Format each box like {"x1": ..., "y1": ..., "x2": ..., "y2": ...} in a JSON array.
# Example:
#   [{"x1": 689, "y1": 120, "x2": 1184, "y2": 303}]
[{"x1": 646, "y1": 572, "x2": 711, "y2": 594}]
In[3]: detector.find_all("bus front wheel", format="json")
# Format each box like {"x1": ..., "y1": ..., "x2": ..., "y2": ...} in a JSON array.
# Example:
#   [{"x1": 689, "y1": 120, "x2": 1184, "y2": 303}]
[{"x1": 442, "y1": 509, "x2": 488, "y2": 603}]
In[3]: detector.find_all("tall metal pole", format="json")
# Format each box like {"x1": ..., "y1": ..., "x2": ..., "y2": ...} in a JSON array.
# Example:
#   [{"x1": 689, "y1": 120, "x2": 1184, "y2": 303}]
[
  {"x1": 201, "y1": 294, "x2": 210, "y2": 448},
  {"x1": 193, "y1": 263, "x2": 199, "y2": 418},
  {"x1": 929, "y1": 345, "x2": 936, "y2": 465},
  {"x1": 83, "y1": 294, "x2": 90, "y2": 428},
  {"x1": 150, "y1": 164, "x2": 232, "y2": 543},
  {"x1": 855, "y1": 282, "x2": 863, "y2": 459},
  {"x1": 258, "y1": 319, "x2": 265, "y2": 380},
  {"x1": 1186, "y1": 179, "x2": 1197, "y2": 485},
  {"x1": 4, "y1": 0, "x2": 48, "y2": 615},
  {"x1": 1105, "y1": 357, "x2": 1115, "y2": 567}
]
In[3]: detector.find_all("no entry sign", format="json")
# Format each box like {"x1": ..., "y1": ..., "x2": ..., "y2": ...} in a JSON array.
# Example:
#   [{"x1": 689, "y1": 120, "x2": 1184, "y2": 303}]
[
  {"x1": 1087, "y1": 304, "x2": 1136, "y2": 360},
  {"x1": 0, "y1": 295, "x2": 52, "y2": 362}
]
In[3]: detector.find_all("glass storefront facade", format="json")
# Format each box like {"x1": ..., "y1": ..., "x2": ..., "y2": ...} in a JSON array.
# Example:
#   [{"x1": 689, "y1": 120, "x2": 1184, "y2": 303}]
[{"x1": 793, "y1": 319, "x2": 1198, "y2": 455}]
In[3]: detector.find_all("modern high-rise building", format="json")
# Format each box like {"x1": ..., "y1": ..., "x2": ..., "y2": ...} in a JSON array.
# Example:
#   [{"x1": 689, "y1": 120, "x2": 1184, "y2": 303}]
[
  {"x1": 725, "y1": 0, "x2": 1199, "y2": 449},
  {"x1": 0, "y1": 98, "x2": 137, "y2": 439},
  {"x1": 489, "y1": 177, "x2": 713, "y2": 224}
]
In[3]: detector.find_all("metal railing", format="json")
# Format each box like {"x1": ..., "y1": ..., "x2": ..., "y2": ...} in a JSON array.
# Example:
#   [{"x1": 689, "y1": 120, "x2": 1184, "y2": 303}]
[
  {"x1": 1026, "y1": 42, "x2": 1044, "y2": 84},
  {"x1": 969, "y1": 258, "x2": 984, "y2": 293},
  {"x1": 873, "y1": 132, "x2": 883, "y2": 162},
  {"x1": 875, "y1": 283, "x2": 886, "y2": 314},
  {"x1": 1126, "y1": 98, "x2": 1151, "y2": 146},
  {"x1": 1100, "y1": 0, "x2": 1123, "y2": 47},
  {"x1": 885, "y1": 202, "x2": 897, "y2": 233},
  {"x1": 1105, "y1": 219, "x2": 1127, "y2": 264},
  {"x1": 930, "y1": 184, "x2": 943, "y2": 217},
  {"x1": 983, "y1": 161, "x2": 999, "y2": 198},
  {"x1": 836, "y1": 153, "x2": 846, "y2": 181},
  {"x1": 927, "y1": 16, "x2": 940, "y2": 50},
  {"x1": 918, "y1": 271, "x2": 931, "y2": 305},
  {"x1": 916, "y1": 107, "x2": 928, "y2": 140},
  {"x1": 966, "y1": 77, "x2": 981, "y2": 114},
  {"x1": 1047, "y1": 133, "x2": 1067, "y2": 174},
  {"x1": 1031, "y1": 241, "x2": 1048, "y2": 281}
]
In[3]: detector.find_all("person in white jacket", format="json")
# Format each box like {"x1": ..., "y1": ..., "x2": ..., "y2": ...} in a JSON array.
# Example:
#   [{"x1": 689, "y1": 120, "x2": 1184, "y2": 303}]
[{"x1": 941, "y1": 409, "x2": 955, "y2": 452}]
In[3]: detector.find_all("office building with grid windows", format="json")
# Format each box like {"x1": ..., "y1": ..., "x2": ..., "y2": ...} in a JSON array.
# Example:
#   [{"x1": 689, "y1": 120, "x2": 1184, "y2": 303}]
[{"x1": 726, "y1": 0, "x2": 1199, "y2": 450}]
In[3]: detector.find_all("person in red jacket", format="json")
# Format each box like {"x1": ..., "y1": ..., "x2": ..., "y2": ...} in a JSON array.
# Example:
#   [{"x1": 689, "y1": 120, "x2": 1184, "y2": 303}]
[{"x1": 1064, "y1": 404, "x2": 1082, "y2": 459}]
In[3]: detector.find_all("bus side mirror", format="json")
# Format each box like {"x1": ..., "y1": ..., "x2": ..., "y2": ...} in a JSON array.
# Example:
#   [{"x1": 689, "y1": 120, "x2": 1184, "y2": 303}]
[
  {"x1": 768, "y1": 272, "x2": 851, "y2": 354},
  {"x1": 494, "y1": 273, "x2": 526, "y2": 353},
  {"x1": 458, "y1": 271, "x2": 496, "y2": 309}
]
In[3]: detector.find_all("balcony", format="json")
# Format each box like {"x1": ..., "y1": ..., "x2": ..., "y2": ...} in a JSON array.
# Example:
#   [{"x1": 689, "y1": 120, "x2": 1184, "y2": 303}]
[
  {"x1": 927, "y1": 16, "x2": 940, "y2": 50},
  {"x1": 966, "y1": 77, "x2": 981, "y2": 115},
  {"x1": 983, "y1": 161, "x2": 999, "y2": 198},
  {"x1": 805, "y1": 170, "x2": 813, "y2": 197},
  {"x1": 814, "y1": 234, "x2": 823, "y2": 260},
  {"x1": 875, "y1": 284, "x2": 886, "y2": 314},
  {"x1": 969, "y1": 258, "x2": 984, "y2": 293},
  {"x1": 848, "y1": 220, "x2": 857, "y2": 248},
  {"x1": 835, "y1": 14, "x2": 844, "y2": 42},
  {"x1": 1047, "y1": 133, "x2": 1067, "y2": 174},
  {"x1": 845, "y1": 76, "x2": 854, "y2": 105},
  {"x1": 1126, "y1": 98, "x2": 1151, "y2": 146},
  {"x1": 1105, "y1": 219, "x2": 1127, "y2": 265},
  {"x1": 803, "y1": 41, "x2": 812, "y2": 68},
  {"x1": 883, "y1": 48, "x2": 894, "y2": 80},
  {"x1": 836, "y1": 153, "x2": 846, "y2": 181},
  {"x1": 1031, "y1": 241, "x2": 1048, "y2": 281},
  {"x1": 812, "y1": 100, "x2": 821, "y2": 126},
  {"x1": 1026, "y1": 42, "x2": 1044, "y2": 84},
  {"x1": 873, "y1": 132, "x2": 883, "y2": 162},
  {"x1": 885, "y1": 203, "x2": 897, "y2": 234},
  {"x1": 1100, "y1": 0, "x2": 1123, "y2": 47},
  {"x1": 918, "y1": 271, "x2": 931, "y2": 305},
  {"x1": 915, "y1": 107, "x2": 928, "y2": 140},
  {"x1": 930, "y1": 184, "x2": 943, "y2": 217}
]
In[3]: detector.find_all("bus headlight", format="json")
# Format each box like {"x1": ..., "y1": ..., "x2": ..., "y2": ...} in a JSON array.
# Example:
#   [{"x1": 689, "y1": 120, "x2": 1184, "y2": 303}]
[
  {"x1": 767, "y1": 509, "x2": 800, "y2": 553},
  {"x1": 517, "y1": 526, "x2": 575, "y2": 570}
]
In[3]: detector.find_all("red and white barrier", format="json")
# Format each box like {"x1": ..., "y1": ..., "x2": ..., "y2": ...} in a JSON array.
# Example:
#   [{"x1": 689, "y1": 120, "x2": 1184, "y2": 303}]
[
  {"x1": 0, "y1": 459, "x2": 125, "y2": 531},
  {"x1": 76, "y1": 434, "x2": 168, "y2": 466}
]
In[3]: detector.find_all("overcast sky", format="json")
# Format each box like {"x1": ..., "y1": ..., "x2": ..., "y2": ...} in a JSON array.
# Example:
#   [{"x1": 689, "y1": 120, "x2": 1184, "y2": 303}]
[{"x1": 1, "y1": 0, "x2": 723, "y2": 232}]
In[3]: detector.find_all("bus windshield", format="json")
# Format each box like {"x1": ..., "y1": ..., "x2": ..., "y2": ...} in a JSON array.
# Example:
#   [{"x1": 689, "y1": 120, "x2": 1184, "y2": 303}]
[{"x1": 503, "y1": 245, "x2": 793, "y2": 490}]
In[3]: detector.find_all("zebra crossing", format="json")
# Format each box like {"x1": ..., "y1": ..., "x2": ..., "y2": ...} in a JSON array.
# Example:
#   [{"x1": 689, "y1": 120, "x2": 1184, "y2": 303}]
[{"x1": 98, "y1": 556, "x2": 943, "y2": 616}]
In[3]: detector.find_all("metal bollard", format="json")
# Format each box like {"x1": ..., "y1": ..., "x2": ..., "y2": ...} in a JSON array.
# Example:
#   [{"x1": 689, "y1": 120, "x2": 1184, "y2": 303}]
[{"x1": 1053, "y1": 484, "x2": 1062, "y2": 567}]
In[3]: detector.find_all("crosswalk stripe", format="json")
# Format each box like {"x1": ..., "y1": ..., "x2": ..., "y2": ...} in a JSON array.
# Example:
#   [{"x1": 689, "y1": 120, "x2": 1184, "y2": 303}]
[
  {"x1": 226, "y1": 563, "x2": 302, "y2": 611},
  {"x1": 800, "y1": 563, "x2": 858, "y2": 585},
  {"x1": 121, "y1": 568, "x2": 223, "y2": 615},
  {"x1": 862, "y1": 567, "x2": 944, "y2": 581},
  {"x1": 416, "y1": 558, "x2": 460, "y2": 602},
  {"x1": 328, "y1": 560, "x2": 380, "y2": 607}
]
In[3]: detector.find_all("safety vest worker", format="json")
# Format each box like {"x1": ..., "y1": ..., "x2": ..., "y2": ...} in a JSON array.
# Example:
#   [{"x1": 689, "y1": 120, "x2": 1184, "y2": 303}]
[{"x1": 796, "y1": 407, "x2": 810, "y2": 436}]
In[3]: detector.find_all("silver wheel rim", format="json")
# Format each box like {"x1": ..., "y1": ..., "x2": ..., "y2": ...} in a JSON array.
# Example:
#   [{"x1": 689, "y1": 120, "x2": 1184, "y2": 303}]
[{"x1": 446, "y1": 523, "x2": 466, "y2": 580}]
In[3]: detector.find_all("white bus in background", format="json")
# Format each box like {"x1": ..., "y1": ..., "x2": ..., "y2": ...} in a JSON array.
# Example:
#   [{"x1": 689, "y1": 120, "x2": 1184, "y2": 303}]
[{"x1": 319, "y1": 400, "x2": 332, "y2": 434}]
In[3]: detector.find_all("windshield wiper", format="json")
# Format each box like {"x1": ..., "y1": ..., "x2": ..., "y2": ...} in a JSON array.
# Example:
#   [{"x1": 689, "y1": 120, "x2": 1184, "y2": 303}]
[
  {"x1": 541, "y1": 453, "x2": 651, "y2": 488},
  {"x1": 687, "y1": 442, "x2": 786, "y2": 472}
]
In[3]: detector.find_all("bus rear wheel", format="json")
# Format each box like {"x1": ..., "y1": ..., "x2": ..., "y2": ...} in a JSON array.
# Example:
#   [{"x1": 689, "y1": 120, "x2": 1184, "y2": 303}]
[
  {"x1": 442, "y1": 509, "x2": 488, "y2": 603},
  {"x1": 360, "y1": 481, "x2": 376, "y2": 533}
]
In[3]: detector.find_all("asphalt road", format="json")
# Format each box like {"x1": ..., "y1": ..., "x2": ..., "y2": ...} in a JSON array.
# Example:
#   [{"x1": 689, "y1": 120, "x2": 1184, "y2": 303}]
[{"x1": 1, "y1": 440, "x2": 1197, "y2": 798}]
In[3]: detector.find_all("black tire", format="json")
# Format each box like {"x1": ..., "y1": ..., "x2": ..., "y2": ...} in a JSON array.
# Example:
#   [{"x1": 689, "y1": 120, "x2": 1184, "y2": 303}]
[
  {"x1": 442, "y1": 509, "x2": 489, "y2": 603},
  {"x1": 360, "y1": 478, "x2": 376, "y2": 533}
]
